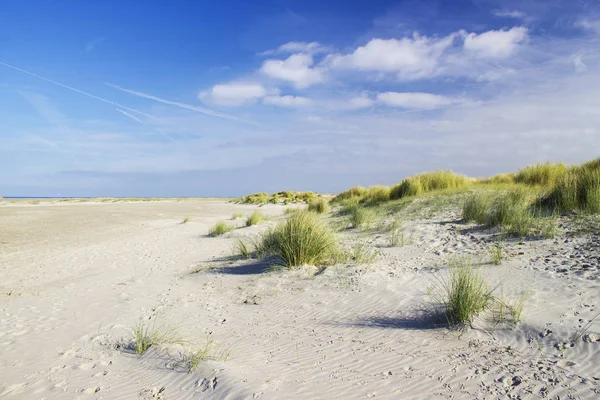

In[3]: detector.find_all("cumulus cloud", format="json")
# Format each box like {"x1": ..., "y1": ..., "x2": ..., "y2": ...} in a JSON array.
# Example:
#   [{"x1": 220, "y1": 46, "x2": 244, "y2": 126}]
[
  {"x1": 202, "y1": 82, "x2": 267, "y2": 106},
  {"x1": 376, "y1": 92, "x2": 461, "y2": 109},
  {"x1": 327, "y1": 33, "x2": 458, "y2": 80},
  {"x1": 260, "y1": 54, "x2": 326, "y2": 88},
  {"x1": 263, "y1": 95, "x2": 312, "y2": 108},
  {"x1": 463, "y1": 27, "x2": 528, "y2": 59}
]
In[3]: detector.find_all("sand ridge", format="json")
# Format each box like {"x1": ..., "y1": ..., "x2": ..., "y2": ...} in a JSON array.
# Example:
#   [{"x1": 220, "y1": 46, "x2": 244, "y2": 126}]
[{"x1": 0, "y1": 198, "x2": 599, "y2": 399}]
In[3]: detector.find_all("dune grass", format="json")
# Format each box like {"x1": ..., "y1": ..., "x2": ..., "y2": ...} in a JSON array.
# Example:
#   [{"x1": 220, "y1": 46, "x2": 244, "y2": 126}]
[
  {"x1": 246, "y1": 210, "x2": 265, "y2": 226},
  {"x1": 209, "y1": 221, "x2": 234, "y2": 236},
  {"x1": 255, "y1": 210, "x2": 339, "y2": 268},
  {"x1": 489, "y1": 242, "x2": 503, "y2": 265},
  {"x1": 307, "y1": 197, "x2": 329, "y2": 214},
  {"x1": 181, "y1": 217, "x2": 191, "y2": 224},
  {"x1": 462, "y1": 192, "x2": 494, "y2": 224},
  {"x1": 349, "y1": 242, "x2": 378, "y2": 265},
  {"x1": 538, "y1": 163, "x2": 600, "y2": 213},
  {"x1": 232, "y1": 213, "x2": 245, "y2": 219},
  {"x1": 132, "y1": 319, "x2": 183, "y2": 356},
  {"x1": 236, "y1": 191, "x2": 319, "y2": 205},
  {"x1": 364, "y1": 185, "x2": 391, "y2": 204},
  {"x1": 390, "y1": 170, "x2": 469, "y2": 201},
  {"x1": 332, "y1": 186, "x2": 367, "y2": 203},
  {"x1": 435, "y1": 257, "x2": 495, "y2": 325},
  {"x1": 514, "y1": 162, "x2": 568, "y2": 187}
]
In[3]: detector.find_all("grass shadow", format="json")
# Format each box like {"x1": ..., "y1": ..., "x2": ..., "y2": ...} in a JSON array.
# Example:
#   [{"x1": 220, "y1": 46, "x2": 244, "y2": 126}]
[
  {"x1": 215, "y1": 259, "x2": 279, "y2": 275},
  {"x1": 332, "y1": 308, "x2": 448, "y2": 331}
]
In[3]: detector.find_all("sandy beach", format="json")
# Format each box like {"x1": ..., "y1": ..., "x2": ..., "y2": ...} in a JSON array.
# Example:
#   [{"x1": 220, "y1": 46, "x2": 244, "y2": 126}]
[{"x1": 1, "y1": 197, "x2": 599, "y2": 399}]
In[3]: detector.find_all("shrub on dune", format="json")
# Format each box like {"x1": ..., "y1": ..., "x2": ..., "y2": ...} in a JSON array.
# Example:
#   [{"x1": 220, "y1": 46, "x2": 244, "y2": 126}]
[{"x1": 256, "y1": 210, "x2": 339, "y2": 268}]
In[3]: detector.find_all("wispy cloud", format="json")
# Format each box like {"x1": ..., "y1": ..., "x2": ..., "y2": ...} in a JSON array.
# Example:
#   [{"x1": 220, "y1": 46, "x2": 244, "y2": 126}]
[
  {"x1": 105, "y1": 83, "x2": 243, "y2": 122},
  {"x1": 84, "y1": 36, "x2": 106, "y2": 53}
]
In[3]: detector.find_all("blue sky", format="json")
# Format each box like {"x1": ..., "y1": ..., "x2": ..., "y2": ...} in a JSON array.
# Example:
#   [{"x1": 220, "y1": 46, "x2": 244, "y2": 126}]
[{"x1": 1, "y1": 0, "x2": 600, "y2": 197}]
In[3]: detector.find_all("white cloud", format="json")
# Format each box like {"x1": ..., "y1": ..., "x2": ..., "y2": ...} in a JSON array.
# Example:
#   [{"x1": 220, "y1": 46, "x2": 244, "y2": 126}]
[
  {"x1": 463, "y1": 27, "x2": 528, "y2": 59},
  {"x1": 376, "y1": 92, "x2": 461, "y2": 109},
  {"x1": 263, "y1": 95, "x2": 312, "y2": 108},
  {"x1": 493, "y1": 10, "x2": 526, "y2": 18},
  {"x1": 347, "y1": 96, "x2": 374, "y2": 109},
  {"x1": 260, "y1": 54, "x2": 325, "y2": 88},
  {"x1": 260, "y1": 41, "x2": 329, "y2": 56},
  {"x1": 327, "y1": 33, "x2": 458, "y2": 80},
  {"x1": 203, "y1": 82, "x2": 268, "y2": 106}
]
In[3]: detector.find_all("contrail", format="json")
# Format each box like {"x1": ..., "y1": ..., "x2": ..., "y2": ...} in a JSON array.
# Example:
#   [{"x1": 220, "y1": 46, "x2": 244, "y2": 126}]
[
  {"x1": 105, "y1": 83, "x2": 241, "y2": 122},
  {"x1": 115, "y1": 108, "x2": 145, "y2": 124},
  {"x1": 0, "y1": 60, "x2": 157, "y2": 120}
]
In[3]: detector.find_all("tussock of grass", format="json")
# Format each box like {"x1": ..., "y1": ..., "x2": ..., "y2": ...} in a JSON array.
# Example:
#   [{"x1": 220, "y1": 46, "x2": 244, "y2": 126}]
[
  {"x1": 255, "y1": 210, "x2": 339, "y2": 268},
  {"x1": 246, "y1": 211, "x2": 264, "y2": 226},
  {"x1": 462, "y1": 193, "x2": 494, "y2": 224},
  {"x1": 364, "y1": 185, "x2": 391, "y2": 204},
  {"x1": 181, "y1": 217, "x2": 191, "y2": 224},
  {"x1": 235, "y1": 239, "x2": 252, "y2": 259},
  {"x1": 132, "y1": 319, "x2": 182, "y2": 356},
  {"x1": 307, "y1": 198, "x2": 329, "y2": 214},
  {"x1": 478, "y1": 173, "x2": 515, "y2": 185},
  {"x1": 284, "y1": 207, "x2": 298, "y2": 215},
  {"x1": 390, "y1": 170, "x2": 469, "y2": 201},
  {"x1": 435, "y1": 257, "x2": 495, "y2": 325},
  {"x1": 345, "y1": 205, "x2": 377, "y2": 229},
  {"x1": 209, "y1": 221, "x2": 234, "y2": 236},
  {"x1": 514, "y1": 162, "x2": 568, "y2": 187},
  {"x1": 181, "y1": 336, "x2": 230, "y2": 372},
  {"x1": 232, "y1": 213, "x2": 245, "y2": 220}
]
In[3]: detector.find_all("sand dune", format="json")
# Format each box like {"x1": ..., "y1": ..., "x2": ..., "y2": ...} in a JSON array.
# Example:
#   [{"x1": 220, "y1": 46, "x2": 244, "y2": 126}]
[{"x1": 0, "y1": 198, "x2": 599, "y2": 399}]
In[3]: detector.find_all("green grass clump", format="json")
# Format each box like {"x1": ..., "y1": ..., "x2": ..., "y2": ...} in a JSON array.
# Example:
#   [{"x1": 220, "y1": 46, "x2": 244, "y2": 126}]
[
  {"x1": 182, "y1": 217, "x2": 191, "y2": 224},
  {"x1": 232, "y1": 213, "x2": 245, "y2": 219},
  {"x1": 284, "y1": 207, "x2": 298, "y2": 215},
  {"x1": 246, "y1": 210, "x2": 264, "y2": 226},
  {"x1": 349, "y1": 242, "x2": 378, "y2": 265},
  {"x1": 345, "y1": 205, "x2": 377, "y2": 229},
  {"x1": 538, "y1": 166, "x2": 600, "y2": 213},
  {"x1": 436, "y1": 257, "x2": 495, "y2": 325},
  {"x1": 132, "y1": 319, "x2": 182, "y2": 356},
  {"x1": 255, "y1": 210, "x2": 339, "y2": 268},
  {"x1": 485, "y1": 189, "x2": 535, "y2": 237},
  {"x1": 307, "y1": 198, "x2": 330, "y2": 214},
  {"x1": 209, "y1": 221, "x2": 234, "y2": 236},
  {"x1": 514, "y1": 162, "x2": 568, "y2": 187},
  {"x1": 390, "y1": 170, "x2": 469, "y2": 200},
  {"x1": 462, "y1": 193, "x2": 494, "y2": 224}
]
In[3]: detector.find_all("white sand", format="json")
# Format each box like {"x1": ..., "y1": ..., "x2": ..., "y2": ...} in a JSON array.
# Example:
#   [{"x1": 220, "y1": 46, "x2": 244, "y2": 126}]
[{"x1": 0, "y1": 198, "x2": 599, "y2": 399}]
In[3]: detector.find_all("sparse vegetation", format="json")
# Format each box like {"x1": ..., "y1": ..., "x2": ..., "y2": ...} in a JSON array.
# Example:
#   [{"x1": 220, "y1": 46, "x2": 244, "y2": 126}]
[
  {"x1": 182, "y1": 217, "x2": 191, "y2": 224},
  {"x1": 246, "y1": 210, "x2": 264, "y2": 226},
  {"x1": 489, "y1": 241, "x2": 503, "y2": 265},
  {"x1": 181, "y1": 336, "x2": 230, "y2": 372},
  {"x1": 462, "y1": 193, "x2": 494, "y2": 224},
  {"x1": 307, "y1": 197, "x2": 329, "y2": 214},
  {"x1": 387, "y1": 219, "x2": 412, "y2": 247},
  {"x1": 349, "y1": 242, "x2": 378, "y2": 264},
  {"x1": 232, "y1": 213, "x2": 245, "y2": 219},
  {"x1": 235, "y1": 238, "x2": 252, "y2": 259},
  {"x1": 209, "y1": 221, "x2": 234, "y2": 236},
  {"x1": 131, "y1": 318, "x2": 182, "y2": 356},
  {"x1": 255, "y1": 210, "x2": 339, "y2": 268}
]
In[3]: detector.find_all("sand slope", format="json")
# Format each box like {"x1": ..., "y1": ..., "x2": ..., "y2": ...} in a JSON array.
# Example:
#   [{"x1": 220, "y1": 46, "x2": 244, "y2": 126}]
[{"x1": 0, "y1": 198, "x2": 599, "y2": 399}]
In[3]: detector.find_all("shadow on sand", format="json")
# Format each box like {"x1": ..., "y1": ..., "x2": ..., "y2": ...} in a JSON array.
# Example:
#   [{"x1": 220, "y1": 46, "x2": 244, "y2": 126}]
[{"x1": 332, "y1": 309, "x2": 449, "y2": 331}]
